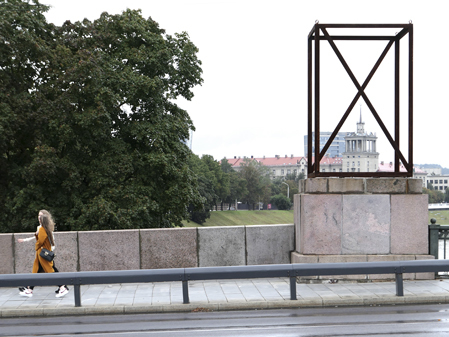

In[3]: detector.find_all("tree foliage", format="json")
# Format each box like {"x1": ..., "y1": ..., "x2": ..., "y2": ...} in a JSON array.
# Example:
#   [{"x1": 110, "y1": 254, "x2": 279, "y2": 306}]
[
  {"x1": 423, "y1": 188, "x2": 444, "y2": 204},
  {"x1": 0, "y1": 0, "x2": 203, "y2": 232},
  {"x1": 238, "y1": 158, "x2": 271, "y2": 210},
  {"x1": 270, "y1": 194, "x2": 292, "y2": 210}
]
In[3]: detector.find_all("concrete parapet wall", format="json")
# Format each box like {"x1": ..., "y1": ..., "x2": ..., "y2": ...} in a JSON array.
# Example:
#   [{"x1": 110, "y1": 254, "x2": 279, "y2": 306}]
[{"x1": 3, "y1": 224, "x2": 295, "y2": 274}]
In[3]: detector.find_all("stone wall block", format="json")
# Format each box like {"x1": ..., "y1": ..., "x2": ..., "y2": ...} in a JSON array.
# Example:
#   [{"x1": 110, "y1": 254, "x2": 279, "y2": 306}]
[
  {"x1": 0, "y1": 234, "x2": 14, "y2": 274},
  {"x1": 342, "y1": 195, "x2": 390, "y2": 255},
  {"x1": 328, "y1": 178, "x2": 364, "y2": 194},
  {"x1": 53, "y1": 232, "x2": 78, "y2": 272},
  {"x1": 246, "y1": 225, "x2": 294, "y2": 265},
  {"x1": 294, "y1": 194, "x2": 301, "y2": 252},
  {"x1": 78, "y1": 230, "x2": 140, "y2": 271},
  {"x1": 198, "y1": 227, "x2": 245, "y2": 267},
  {"x1": 366, "y1": 178, "x2": 407, "y2": 194},
  {"x1": 408, "y1": 179, "x2": 425, "y2": 194},
  {"x1": 391, "y1": 195, "x2": 428, "y2": 254},
  {"x1": 300, "y1": 194, "x2": 342, "y2": 255},
  {"x1": 14, "y1": 233, "x2": 38, "y2": 274},
  {"x1": 304, "y1": 178, "x2": 328, "y2": 193},
  {"x1": 140, "y1": 228, "x2": 198, "y2": 269}
]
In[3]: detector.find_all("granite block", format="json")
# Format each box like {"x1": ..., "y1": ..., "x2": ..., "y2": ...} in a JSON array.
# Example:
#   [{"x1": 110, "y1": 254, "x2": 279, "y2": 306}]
[
  {"x1": 14, "y1": 232, "x2": 38, "y2": 274},
  {"x1": 366, "y1": 178, "x2": 407, "y2": 194},
  {"x1": 198, "y1": 226, "x2": 245, "y2": 267},
  {"x1": 290, "y1": 252, "x2": 319, "y2": 264},
  {"x1": 342, "y1": 195, "x2": 390, "y2": 254},
  {"x1": 0, "y1": 234, "x2": 14, "y2": 274},
  {"x1": 304, "y1": 178, "x2": 328, "y2": 193},
  {"x1": 391, "y1": 195, "x2": 428, "y2": 254},
  {"x1": 300, "y1": 194, "x2": 342, "y2": 255},
  {"x1": 140, "y1": 228, "x2": 198, "y2": 269},
  {"x1": 246, "y1": 225, "x2": 294, "y2": 265},
  {"x1": 328, "y1": 178, "x2": 364, "y2": 194},
  {"x1": 53, "y1": 232, "x2": 78, "y2": 272},
  {"x1": 78, "y1": 230, "x2": 140, "y2": 271},
  {"x1": 293, "y1": 194, "x2": 301, "y2": 252},
  {"x1": 408, "y1": 179, "x2": 425, "y2": 194}
]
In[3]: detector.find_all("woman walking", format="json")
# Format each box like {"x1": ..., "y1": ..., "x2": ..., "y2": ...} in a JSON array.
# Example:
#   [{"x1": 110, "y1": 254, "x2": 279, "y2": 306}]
[{"x1": 19, "y1": 210, "x2": 69, "y2": 298}]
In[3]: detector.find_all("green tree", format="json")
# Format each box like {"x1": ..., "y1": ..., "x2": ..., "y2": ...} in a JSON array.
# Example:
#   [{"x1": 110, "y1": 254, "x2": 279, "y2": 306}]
[
  {"x1": 445, "y1": 188, "x2": 449, "y2": 203},
  {"x1": 0, "y1": 1, "x2": 203, "y2": 232},
  {"x1": 239, "y1": 158, "x2": 271, "y2": 210},
  {"x1": 270, "y1": 194, "x2": 292, "y2": 210},
  {"x1": 423, "y1": 188, "x2": 444, "y2": 204},
  {"x1": 220, "y1": 158, "x2": 246, "y2": 210}
]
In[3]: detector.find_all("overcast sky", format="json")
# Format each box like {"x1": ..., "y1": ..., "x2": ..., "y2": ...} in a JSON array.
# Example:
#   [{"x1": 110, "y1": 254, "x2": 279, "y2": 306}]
[{"x1": 43, "y1": 0, "x2": 448, "y2": 168}]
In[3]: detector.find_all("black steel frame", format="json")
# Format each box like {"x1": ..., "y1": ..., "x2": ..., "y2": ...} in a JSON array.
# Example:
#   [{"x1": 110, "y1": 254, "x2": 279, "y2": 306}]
[
  {"x1": 307, "y1": 23, "x2": 413, "y2": 178},
  {"x1": 2, "y1": 259, "x2": 449, "y2": 307}
]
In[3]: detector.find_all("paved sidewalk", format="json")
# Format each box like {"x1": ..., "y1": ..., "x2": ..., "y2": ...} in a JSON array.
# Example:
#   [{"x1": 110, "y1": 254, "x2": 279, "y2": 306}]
[{"x1": 2, "y1": 278, "x2": 449, "y2": 317}]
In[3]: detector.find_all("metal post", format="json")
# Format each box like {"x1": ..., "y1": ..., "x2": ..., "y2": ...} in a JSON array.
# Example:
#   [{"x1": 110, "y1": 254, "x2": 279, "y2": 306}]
[
  {"x1": 429, "y1": 219, "x2": 440, "y2": 259},
  {"x1": 74, "y1": 284, "x2": 81, "y2": 307},
  {"x1": 182, "y1": 280, "x2": 190, "y2": 304},
  {"x1": 395, "y1": 273, "x2": 404, "y2": 296},
  {"x1": 290, "y1": 276, "x2": 297, "y2": 300}
]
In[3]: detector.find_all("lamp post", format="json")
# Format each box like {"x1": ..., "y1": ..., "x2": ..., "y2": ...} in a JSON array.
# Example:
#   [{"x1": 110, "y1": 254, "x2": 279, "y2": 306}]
[{"x1": 281, "y1": 181, "x2": 289, "y2": 199}]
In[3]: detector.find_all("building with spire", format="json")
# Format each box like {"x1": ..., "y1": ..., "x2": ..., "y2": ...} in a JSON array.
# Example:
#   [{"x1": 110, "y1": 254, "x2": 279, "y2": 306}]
[
  {"x1": 342, "y1": 108, "x2": 379, "y2": 172},
  {"x1": 341, "y1": 107, "x2": 379, "y2": 173}
]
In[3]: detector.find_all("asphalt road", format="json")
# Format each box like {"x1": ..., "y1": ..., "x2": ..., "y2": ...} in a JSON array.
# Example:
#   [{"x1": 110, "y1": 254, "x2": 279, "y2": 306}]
[{"x1": 2, "y1": 304, "x2": 449, "y2": 337}]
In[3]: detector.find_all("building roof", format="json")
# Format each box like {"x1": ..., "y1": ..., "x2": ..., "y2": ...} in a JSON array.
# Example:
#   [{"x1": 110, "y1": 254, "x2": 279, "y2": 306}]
[
  {"x1": 377, "y1": 162, "x2": 427, "y2": 174},
  {"x1": 225, "y1": 155, "x2": 342, "y2": 168}
]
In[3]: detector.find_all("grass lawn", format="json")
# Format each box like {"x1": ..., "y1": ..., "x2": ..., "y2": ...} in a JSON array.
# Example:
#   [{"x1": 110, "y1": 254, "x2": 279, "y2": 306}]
[
  {"x1": 181, "y1": 210, "x2": 294, "y2": 227},
  {"x1": 180, "y1": 210, "x2": 444, "y2": 227},
  {"x1": 429, "y1": 210, "x2": 449, "y2": 225}
]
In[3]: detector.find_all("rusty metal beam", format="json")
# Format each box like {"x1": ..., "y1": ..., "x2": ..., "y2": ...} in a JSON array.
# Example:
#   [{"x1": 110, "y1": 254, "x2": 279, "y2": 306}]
[{"x1": 307, "y1": 23, "x2": 413, "y2": 178}]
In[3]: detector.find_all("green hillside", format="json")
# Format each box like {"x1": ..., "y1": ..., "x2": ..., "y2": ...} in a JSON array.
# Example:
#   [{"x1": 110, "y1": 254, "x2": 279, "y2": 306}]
[
  {"x1": 181, "y1": 210, "x2": 294, "y2": 227},
  {"x1": 429, "y1": 210, "x2": 449, "y2": 225}
]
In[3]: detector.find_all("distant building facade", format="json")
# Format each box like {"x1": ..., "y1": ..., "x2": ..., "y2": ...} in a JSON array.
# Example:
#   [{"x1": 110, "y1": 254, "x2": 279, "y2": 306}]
[
  {"x1": 341, "y1": 114, "x2": 379, "y2": 173},
  {"x1": 304, "y1": 132, "x2": 347, "y2": 158}
]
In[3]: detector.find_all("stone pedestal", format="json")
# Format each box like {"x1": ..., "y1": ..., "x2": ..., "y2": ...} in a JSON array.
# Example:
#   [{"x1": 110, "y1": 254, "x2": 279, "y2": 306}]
[{"x1": 291, "y1": 178, "x2": 433, "y2": 281}]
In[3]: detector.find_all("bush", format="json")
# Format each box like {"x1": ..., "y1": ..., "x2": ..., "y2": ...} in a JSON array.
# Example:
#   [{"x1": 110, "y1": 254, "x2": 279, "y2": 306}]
[{"x1": 270, "y1": 194, "x2": 292, "y2": 210}]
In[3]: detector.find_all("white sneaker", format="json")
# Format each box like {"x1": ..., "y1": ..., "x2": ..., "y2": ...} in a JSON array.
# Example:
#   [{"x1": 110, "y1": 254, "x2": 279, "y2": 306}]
[
  {"x1": 19, "y1": 288, "x2": 33, "y2": 298},
  {"x1": 55, "y1": 286, "x2": 69, "y2": 298}
]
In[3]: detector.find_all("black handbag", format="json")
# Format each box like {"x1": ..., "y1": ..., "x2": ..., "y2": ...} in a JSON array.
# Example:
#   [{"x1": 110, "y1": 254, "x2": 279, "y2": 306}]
[
  {"x1": 40, "y1": 248, "x2": 55, "y2": 261},
  {"x1": 39, "y1": 237, "x2": 55, "y2": 262}
]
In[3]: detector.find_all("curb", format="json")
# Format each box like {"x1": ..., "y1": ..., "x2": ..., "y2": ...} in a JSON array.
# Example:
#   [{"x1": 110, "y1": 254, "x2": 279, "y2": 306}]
[{"x1": 3, "y1": 295, "x2": 449, "y2": 318}]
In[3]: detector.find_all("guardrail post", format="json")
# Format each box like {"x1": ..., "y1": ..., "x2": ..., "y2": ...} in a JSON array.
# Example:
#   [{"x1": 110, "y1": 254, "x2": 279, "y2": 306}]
[
  {"x1": 182, "y1": 280, "x2": 190, "y2": 304},
  {"x1": 290, "y1": 276, "x2": 297, "y2": 300},
  {"x1": 74, "y1": 284, "x2": 81, "y2": 307},
  {"x1": 429, "y1": 219, "x2": 440, "y2": 259},
  {"x1": 395, "y1": 273, "x2": 404, "y2": 296}
]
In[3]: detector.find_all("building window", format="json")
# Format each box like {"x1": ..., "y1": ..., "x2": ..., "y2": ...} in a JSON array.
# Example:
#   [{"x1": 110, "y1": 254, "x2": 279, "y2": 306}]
[
  {"x1": 440, "y1": 180, "x2": 443, "y2": 184},
  {"x1": 358, "y1": 168, "x2": 360, "y2": 172},
  {"x1": 358, "y1": 161, "x2": 360, "y2": 166},
  {"x1": 445, "y1": 180, "x2": 448, "y2": 184},
  {"x1": 287, "y1": 169, "x2": 291, "y2": 174},
  {"x1": 281, "y1": 169, "x2": 284, "y2": 175},
  {"x1": 333, "y1": 168, "x2": 336, "y2": 172},
  {"x1": 430, "y1": 180, "x2": 434, "y2": 184},
  {"x1": 352, "y1": 162, "x2": 355, "y2": 167},
  {"x1": 339, "y1": 169, "x2": 342, "y2": 172},
  {"x1": 272, "y1": 170, "x2": 276, "y2": 175}
]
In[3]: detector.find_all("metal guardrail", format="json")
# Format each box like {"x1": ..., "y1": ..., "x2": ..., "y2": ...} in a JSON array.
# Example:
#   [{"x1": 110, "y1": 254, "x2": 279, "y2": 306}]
[
  {"x1": 429, "y1": 219, "x2": 449, "y2": 261},
  {"x1": 2, "y1": 260, "x2": 449, "y2": 307}
]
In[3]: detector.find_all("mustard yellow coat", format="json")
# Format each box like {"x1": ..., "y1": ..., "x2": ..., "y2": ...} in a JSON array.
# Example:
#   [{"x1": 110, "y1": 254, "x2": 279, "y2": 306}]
[{"x1": 32, "y1": 226, "x2": 54, "y2": 273}]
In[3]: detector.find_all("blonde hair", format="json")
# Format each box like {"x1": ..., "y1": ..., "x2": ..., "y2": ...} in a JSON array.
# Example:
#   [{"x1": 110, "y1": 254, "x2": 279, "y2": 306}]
[{"x1": 39, "y1": 209, "x2": 55, "y2": 246}]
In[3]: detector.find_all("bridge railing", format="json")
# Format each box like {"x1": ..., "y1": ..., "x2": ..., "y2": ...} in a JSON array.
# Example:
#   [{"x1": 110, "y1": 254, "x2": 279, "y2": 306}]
[
  {"x1": 429, "y1": 219, "x2": 449, "y2": 271},
  {"x1": 2, "y1": 259, "x2": 449, "y2": 307}
]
